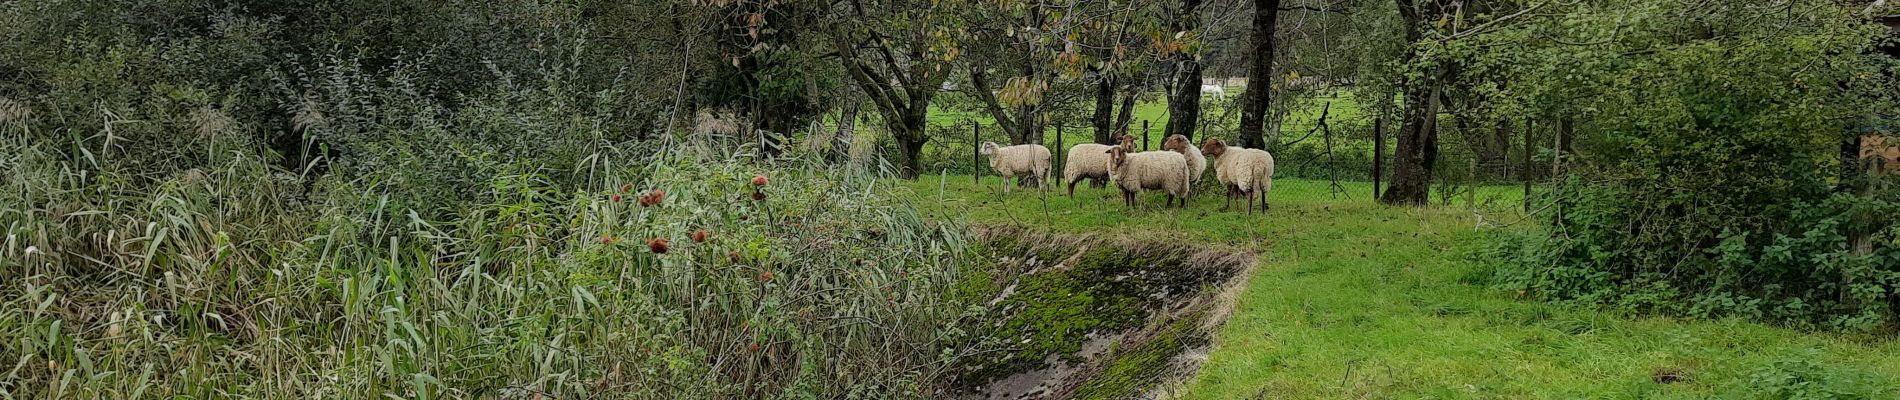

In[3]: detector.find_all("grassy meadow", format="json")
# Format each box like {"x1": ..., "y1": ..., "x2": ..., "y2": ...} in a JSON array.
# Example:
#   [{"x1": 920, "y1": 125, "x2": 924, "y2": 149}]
[{"x1": 891, "y1": 176, "x2": 1900, "y2": 398}]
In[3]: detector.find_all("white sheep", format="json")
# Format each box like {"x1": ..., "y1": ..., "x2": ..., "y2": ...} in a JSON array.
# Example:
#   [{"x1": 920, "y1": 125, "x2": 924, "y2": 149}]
[
  {"x1": 1105, "y1": 146, "x2": 1191, "y2": 208},
  {"x1": 1061, "y1": 135, "x2": 1137, "y2": 198},
  {"x1": 1162, "y1": 134, "x2": 1208, "y2": 198},
  {"x1": 979, "y1": 141, "x2": 1052, "y2": 194},
  {"x1": 1201, "y1": 138, "x2": 1276, "y2": 214},
  {"x1": 1064, "y1": 143, "x2": 1115, "y2": 198}
]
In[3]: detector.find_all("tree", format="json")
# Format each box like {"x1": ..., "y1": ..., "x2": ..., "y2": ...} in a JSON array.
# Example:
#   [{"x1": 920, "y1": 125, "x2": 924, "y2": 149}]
[
  {"x1": 1378, "y1": 0, "x2": 1447, "y2": 205},
  {"x1": 823, "y1": 0, "x2": 966, "y2": 178},
  {"x1": 1163, "y1": 0, "x2": 1206, "y2": 140},
  {"x1": 1235, "y1": 0, "x2": 1282, "y2": 149},
  {"x1": 699, "y1": 0, "x2": 836, "y2": 155}
]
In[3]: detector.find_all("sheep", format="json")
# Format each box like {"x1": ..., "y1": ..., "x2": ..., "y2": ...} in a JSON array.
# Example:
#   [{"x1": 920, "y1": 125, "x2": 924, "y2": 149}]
[
  {"x1": 979, "y1": 141, "x2": 1052, "y2": 194},
  {"x1": 1058, "y1": 135, "x2": 1139, "y2": 196},
  {"x1": 1064, "y1": 143, "x2": 1116, "y2": 198},
  {"x1": 1162, "y1": 134, "x2": 1208, "y2": 198},
  {"x1": 1201, "y1": 137, "x2": 1276, "y2": 214},
  {"x1": 1105, "y1": 146, "x2": 1191, "y2": 208}
]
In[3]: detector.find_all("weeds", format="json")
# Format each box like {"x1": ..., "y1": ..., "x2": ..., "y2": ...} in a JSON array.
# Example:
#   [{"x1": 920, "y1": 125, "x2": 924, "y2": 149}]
[{"x1": 0, "y1": 121, "x2": 982, "y2": 398}]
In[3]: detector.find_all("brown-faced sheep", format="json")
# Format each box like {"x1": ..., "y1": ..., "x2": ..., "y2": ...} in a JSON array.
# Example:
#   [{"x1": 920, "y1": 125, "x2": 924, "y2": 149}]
[
  {"x1": 979, "y1": 141, "x2": 1052, "y2": 194},
  {"x1": 1105, "y1": 146, "x2": 1191, "y2": 208},
  {"x1": 1162, "y1": 134, "x2": 1209, "y2": 198},
  {"x1": 1201, "y1": 138, "x2": 1275, "y2": 214}
]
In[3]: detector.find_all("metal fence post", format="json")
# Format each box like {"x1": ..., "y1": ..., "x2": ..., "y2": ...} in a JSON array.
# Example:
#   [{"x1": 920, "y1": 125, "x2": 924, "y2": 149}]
[
  {"x1": 1054, "y1": 125, "x2": 1064, "y2": 187},
  {"x1": 972, "y1": 120, "x2": 981, "y2": 185}
]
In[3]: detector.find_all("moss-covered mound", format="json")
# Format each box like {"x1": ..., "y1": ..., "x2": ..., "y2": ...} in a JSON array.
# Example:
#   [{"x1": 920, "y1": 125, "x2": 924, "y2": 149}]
[{"x1": 949, "y1": 225, "x2": 1254, "y2": 399}]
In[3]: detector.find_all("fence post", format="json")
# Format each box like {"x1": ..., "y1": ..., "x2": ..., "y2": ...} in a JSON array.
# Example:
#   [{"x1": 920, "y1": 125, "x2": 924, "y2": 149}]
[
  {"x1": 1142, "y1": 120, "x2": 1150, "y2": 151},
  {"x1": 1523, "y1": 118, "x2": 1534, "y2": 212},
  {"x1": 972, "y1": 120, "x2": 981, "y2": 185},
  {"x1": 1054, "y1": 125, "x2": 1064, "y2": 187}
]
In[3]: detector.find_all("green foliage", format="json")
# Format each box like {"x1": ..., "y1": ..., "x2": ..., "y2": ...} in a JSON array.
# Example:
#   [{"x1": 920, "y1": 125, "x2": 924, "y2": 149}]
[
  {"x1": 1480, "y1": 0, "x2": 1900, "y2": 331},
  {"x1": 1743, "y1": 349, "x2": 1889, "y2": 399}
]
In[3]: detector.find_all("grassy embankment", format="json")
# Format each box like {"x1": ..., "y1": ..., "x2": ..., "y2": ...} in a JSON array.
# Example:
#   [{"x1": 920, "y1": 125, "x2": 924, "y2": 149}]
[{"x1": 891, "y1": 176, "x2": 1900, "y2": 398}]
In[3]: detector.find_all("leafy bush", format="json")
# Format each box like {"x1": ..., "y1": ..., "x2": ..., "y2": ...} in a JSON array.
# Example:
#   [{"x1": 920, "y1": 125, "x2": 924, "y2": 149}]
[{"x1": 1484, "y1": 13, "x2": 1900, "y2": 331}]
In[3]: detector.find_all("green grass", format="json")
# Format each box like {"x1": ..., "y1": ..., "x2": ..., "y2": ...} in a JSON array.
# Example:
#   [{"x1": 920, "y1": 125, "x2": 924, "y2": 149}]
[{"x1": 892, "y1": 176, "x2": 1900, "y2": 398}]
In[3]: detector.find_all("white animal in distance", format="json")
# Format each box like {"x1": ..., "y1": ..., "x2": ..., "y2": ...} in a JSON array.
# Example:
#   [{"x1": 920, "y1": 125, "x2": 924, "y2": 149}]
[{"x1": 1200, "y1": 84, "x2": 1226, "y2": 100}]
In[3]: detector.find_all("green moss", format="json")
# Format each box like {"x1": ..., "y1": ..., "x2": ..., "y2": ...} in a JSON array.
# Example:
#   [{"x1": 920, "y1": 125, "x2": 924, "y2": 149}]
[
  {"x1": 954, "y1": 241, "x2": 1233, "y2": 389},
  {"x1": 956, "y1": 245, "x2": 1153, "y2": 384},
  {"x1": 1073, "y1": 309, "x2": 1211, "y2": 399}
]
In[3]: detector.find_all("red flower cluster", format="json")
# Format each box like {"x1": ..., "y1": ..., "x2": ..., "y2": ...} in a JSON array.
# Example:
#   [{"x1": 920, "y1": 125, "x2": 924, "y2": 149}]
[
  {"x1": 758, "y1": 270, "x2": 774, "y2": 282},
  {"x1": 610, "y1": 194, "x2": 622, "y2": 203},
  {"x1": 692, "y1": 230, "x2": 710, "y2": 243},
  {"x1": 751, "y1": 174, "x2": 768, "y2": 201},
  {"x1": 638, "y1": 189, "x2": 665, "y2": 207},
  {"x1": 599, "y1": 235, "x2": 617, "y2": 245},
  {"x1": 647, "y1": 237, "x2": 669, "y2": 254}
]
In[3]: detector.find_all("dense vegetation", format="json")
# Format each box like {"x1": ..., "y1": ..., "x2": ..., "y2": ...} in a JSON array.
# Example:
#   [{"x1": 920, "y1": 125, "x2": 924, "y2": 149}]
[
  {"x1": 1477, "y1": 1, "x2": 1900, "y2": 332},
  {"x1": 4, "y1": 0, "x2": 1900, "y2": 397}
]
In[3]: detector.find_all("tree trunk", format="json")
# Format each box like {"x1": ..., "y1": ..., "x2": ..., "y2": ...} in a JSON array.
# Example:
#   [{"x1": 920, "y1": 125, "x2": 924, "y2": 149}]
[
  {"x1": 1382, "y1": 78, "x2": 1443, "y2": 205},
  {"x1": 1379, "y1": 0, "x2": 1445, "y2": 205},
  {"x1": 1489, "y1": 117, "x2": 1515, "y2": 178},
  {"x1": 891, "y1": 110, "x2": 929, "y2": 178},
  {"x1": 1236, "y1": 0, "x2": 1280, "y2": 149},
  {"x1": 968, "y1": 68, "x2": 1025, "y2": 142},
  {"x1": 1164, "y1": 0, "x2": 1203, "y2": 140},
  {"x1": 1167, "y1": 62, "x2": 1203, "y2": 140},
  {"x1": 831, "y1": 98, "x2": 858, "y2": 164},
  {"x1": 1115, "y1": 79, "x2": 1139, "y2": 135},
  {"x1": 1373, "y1": 103, "x2": 1386, "y2": 199},
  {"x1": 1093, "y1": 71, "x2": 1117, "y2": 144}
]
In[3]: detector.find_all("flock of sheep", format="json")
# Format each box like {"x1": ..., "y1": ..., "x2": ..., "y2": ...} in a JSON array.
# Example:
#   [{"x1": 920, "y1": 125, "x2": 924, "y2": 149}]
[{"x1": 977, "y1": 134, "x2": 1277, "y2": 213}]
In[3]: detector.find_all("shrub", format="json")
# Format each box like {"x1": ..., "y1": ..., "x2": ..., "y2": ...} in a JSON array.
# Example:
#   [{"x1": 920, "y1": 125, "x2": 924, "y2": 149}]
[{"x1": 1484, "y1": 19, "x2": 1900, "y2": 331}]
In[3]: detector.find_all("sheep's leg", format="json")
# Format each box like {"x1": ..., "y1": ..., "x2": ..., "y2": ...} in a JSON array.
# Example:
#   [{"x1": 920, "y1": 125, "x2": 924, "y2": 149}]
[
  {"x1": 1067, "y1": 177, "x2": 1079, "y2": 199},
  {"x1": 1241, "y1": 189, "x2": 1251, "y2": 214},
  {"x1": 1220, "y1": 185, "x2": 1235, "y2": 212}
]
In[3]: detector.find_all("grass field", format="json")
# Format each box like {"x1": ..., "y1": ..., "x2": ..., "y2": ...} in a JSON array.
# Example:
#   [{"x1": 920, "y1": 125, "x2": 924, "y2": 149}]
[{"x1": 892, "y1": 176, "x2": 1900, "y2": 398}]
